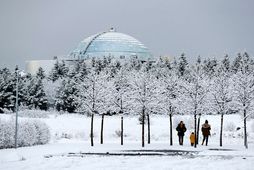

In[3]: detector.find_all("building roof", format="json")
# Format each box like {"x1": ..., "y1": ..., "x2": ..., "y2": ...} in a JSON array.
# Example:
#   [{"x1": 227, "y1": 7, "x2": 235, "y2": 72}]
[{"x1": 69, "y1": 28, "x2": 153, "y2": 61}]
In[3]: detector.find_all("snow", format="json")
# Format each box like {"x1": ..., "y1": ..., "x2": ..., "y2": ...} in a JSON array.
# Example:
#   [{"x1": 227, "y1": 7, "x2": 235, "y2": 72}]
[
  {"x1": 0, "y1": 142, "x2": 253, "y2": 170},
  {"x1": 0, "y1": 113, "x2": 254, "y2": 170}
]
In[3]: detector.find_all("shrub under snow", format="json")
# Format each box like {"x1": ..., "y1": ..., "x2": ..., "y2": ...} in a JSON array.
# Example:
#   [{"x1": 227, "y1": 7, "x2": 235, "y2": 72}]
[
  {"x1": 225, "y1": 121, "x2": 237, "y2": 131},
  {"x1": 18, "y1": 121, "x2": 37, "y2": 147},
  {"x1": 0, "y1": 119, "x2": 50, "y2": 149},
  {"x1": 0, "y1": 119, "x2": 15, "y2": 148},
  {"x1": 18, "y1": 109, "x2": 50, "y2": 118},
  {"x1": 33, "y1": 120, "x2": 50, "y2": 145}
]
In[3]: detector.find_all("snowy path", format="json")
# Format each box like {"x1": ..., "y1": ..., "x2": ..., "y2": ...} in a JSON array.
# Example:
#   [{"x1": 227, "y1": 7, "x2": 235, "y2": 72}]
[{"x1": 0, "y1": 142, "x2": 253, "y2": 170}]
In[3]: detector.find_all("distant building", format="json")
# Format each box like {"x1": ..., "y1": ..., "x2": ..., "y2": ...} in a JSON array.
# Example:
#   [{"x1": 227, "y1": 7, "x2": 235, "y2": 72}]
[
  {"x1": 26, "y1": 60, "x2": 56, "y2": 75},
  {"x1": 26, "y1": 28, "x2": 153, "y2": 74}
]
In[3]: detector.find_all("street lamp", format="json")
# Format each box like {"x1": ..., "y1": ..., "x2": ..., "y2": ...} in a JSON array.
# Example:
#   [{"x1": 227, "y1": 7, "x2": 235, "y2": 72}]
[{"x1": 14, "y1": 65, "x2": 19, "y2": 149}]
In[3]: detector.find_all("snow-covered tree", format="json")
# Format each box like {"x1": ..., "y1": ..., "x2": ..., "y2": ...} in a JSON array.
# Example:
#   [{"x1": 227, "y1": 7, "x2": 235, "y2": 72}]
[
  {"x1": 55, "y1": 78, "x2": 79, "y2": 113},
  {"x1": 179, "y1": 58, "x2": 210, "y2": 147},
  {"x1": 43, "y1": 79, "x2": 61, "y2": 108},
  {"x1": 221, "y1": 55, "x2": 231, "y2": 72},
  {"x1": 129, "y1": 57, "x2": 142, "y2": 71},
  {"x1": 203, "y1": 58, "x2": 218, "y2": 78},
  {"x1": 78, "y1": 68, "x2": 110, "y2": 146},
  {"x1": 26, "y1": 78, "x2": 48, "y2": 110},
  {"x1": 129, "y1": 66, "x2": 157, "y2": 147},
  {"x1": 156, "y1": 67, "x2": 179, "y2": 145},
  {"x1": 211, "y1": 64, "x2": 233, "y2": 146},
  {"x1": 231, "y1": 53, "x2": 245, "y2": 73},
  {"x1": 232, "y1": 53, "x2": 254, "y2": 149},
  {"x1": 72, "y1": 61, "x2": 89, "y2": 80},
  {"x1": 0, "y1": 68, "x2": 17, "y2": 110},
  {"x1": 36, "y1": 67, "x2": 46, "y2": 80},
  {"x1": 178, "y1": 53, "x2": 189, "y2": 77},
  {"x1": 48, "y1": 60, "x2": 69, "y2": 82},
  {"x1": 107, "y1": 65, "x2": 132, "y2": 145}
]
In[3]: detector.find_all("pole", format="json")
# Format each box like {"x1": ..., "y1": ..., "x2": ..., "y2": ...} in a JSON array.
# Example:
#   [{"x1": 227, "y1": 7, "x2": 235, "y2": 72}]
[{"x1": 14, "y1": 65, "x2": 19, "y2": 149}]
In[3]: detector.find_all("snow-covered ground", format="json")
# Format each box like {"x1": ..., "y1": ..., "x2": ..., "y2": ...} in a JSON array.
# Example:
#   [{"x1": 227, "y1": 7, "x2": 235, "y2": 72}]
[{"x1": 1, "y1": 113, "x2": 254, "y2": 170}]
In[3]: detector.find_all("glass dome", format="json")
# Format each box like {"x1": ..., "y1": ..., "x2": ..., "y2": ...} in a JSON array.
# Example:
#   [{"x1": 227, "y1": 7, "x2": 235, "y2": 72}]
[{"x1": 69, "y1": 29, "x2": 153, "y2": 61}]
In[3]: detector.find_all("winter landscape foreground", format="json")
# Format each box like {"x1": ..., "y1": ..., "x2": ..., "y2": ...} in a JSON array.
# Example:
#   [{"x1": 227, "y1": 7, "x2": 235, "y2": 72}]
[{"x1": 0, "y1": 113, "x2": 254, "y2": 170}]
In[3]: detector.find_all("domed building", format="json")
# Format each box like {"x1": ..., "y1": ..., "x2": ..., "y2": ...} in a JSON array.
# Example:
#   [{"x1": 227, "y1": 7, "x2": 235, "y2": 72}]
[
  {"x1": 68, "y1": 28, "x2": 153, "y2": 62},
  {"x1": 26, "y1": 28, "x2": 153, "y2": 74}
]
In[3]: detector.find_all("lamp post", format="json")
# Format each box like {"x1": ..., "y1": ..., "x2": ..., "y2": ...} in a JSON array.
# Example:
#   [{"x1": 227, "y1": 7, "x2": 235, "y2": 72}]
[{"x1": 14, "y1": 65, "x2": 19, "y2": 149}]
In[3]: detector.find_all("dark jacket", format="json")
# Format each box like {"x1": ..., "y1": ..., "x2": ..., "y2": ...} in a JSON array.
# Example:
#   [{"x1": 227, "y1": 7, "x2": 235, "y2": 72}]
[
  {"x1": 201, "y1": 123, "x2": 211, "y2": 136},
  {"x1": 176, "y1": 123, "x2": 187, "y2": 136}
]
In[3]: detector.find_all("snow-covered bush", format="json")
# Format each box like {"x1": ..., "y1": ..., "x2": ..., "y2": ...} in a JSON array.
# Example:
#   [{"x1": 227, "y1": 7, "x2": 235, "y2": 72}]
[
  {"x1": 115, "y1": 130, "x2": 121, "y2": 137},
  {"x1": 225, "y1": 122, "x2": 236, "y2": 131},
  {"x1": 0, "y1": 119, "x2": 50, "y2": 149},
  {"x1": 33, "y1": 120, "x2": 50, "y2": 144},
  {"x1": 114, "y1": 129, "x2": 128, "y2": 138},
  {"x1": 18, "y1": 109, "x2": 49, "y2": 118},
  {"x1": 18, "y1": 120, "x2": 38, "y2": 147},
  {"x1": 0, "y1": 119, "x2": 15, "y2": 149},
  {"x1": 0, "y1": 108, "x2": 13, "y2": 114},
  {"x1": 61, "y1": 133, "x2": 73, "y2": 139}
]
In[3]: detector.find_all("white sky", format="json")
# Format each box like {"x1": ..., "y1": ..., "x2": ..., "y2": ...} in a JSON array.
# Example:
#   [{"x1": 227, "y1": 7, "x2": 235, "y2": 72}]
[{"x1": 0, "y1": 0, "x2": 254, "y2": 70}]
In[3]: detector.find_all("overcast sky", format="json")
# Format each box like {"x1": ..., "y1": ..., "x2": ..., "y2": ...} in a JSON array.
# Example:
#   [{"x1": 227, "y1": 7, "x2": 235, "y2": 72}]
[{"x1": 0, "y1": 0, "x2": 254, "y2": 70}]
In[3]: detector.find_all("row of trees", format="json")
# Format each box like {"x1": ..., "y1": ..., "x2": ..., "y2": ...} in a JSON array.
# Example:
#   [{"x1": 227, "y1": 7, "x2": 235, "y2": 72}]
[{"x1": 0, "y1": 52, "x2": 253, "y2": 148}]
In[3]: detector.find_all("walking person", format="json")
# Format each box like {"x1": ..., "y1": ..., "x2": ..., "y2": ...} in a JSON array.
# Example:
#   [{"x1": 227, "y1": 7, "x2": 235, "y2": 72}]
[
  {"x1": 176, "y1": 121, "x2": 187, "y2": 145},
  {"x1": 189, "y1": 132, "x2": 195, "y2": 146},
  {"x1": 201, "y1": 120, "x2": 211, "y2": 146}
]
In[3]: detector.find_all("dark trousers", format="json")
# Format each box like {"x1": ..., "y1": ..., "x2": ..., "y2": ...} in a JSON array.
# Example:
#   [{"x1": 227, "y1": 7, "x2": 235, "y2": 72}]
[
  {"x1": 178, "y1": 136, "x2": 184, "y2": 145},
  {"x1": 202, "y1": 135, "x2": 209, "y2": 146}
]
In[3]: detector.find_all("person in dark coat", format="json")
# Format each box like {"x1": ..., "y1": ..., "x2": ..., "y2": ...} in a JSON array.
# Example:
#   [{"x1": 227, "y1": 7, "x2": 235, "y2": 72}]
[
  {"x1": 201, "y1": 120, "x2": 211, "y2": 146},
  {"x1": 176, "y1": 121, "x2": 187, "y2": 145}
]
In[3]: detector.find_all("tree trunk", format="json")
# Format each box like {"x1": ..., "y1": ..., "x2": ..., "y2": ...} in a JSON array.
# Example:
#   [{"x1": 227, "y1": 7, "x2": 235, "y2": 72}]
[
  {"x1": 194, "y1": 114, "x2": 197, "y2": 148},
  {"x1": 196, "y1": 114, "x2": 201, "y2": 144},
  {"x1": 147, "y1": 113, "x2": 150, "y2": 144},
  {"x1": 100, "y1": 114, "x2": 104, "y2": 144},
  {"x1": 244, "y1": 109, "x2": 248, "y2": 149},
  {"x1": 142, "y1": 107, "x2": 145, "y2": 147},
  {"x1": 169, "y1": 113, "x2": 173, "y2": 145},
  {"x1": 90, "y1": 113, "x2": 94, "y2": 146},
  {"x1": 121, "y1": 116, "x2": 123, "y2": 145},
  {"x1": 220, "y1": 113, "x2": 224, "y2": 147}
]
